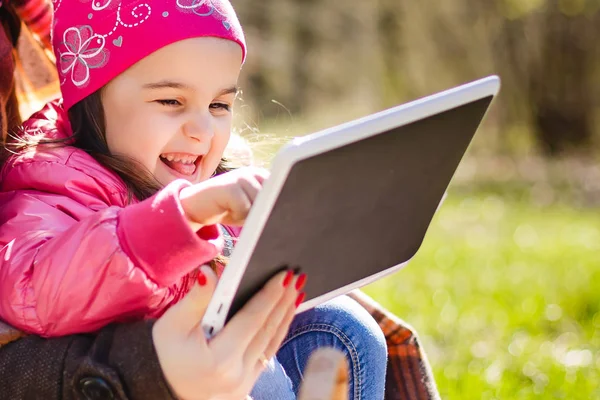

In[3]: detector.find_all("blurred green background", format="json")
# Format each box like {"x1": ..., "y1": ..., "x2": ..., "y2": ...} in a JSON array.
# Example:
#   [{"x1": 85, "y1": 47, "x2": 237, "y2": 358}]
[{"x1": 231, "y1": 1, "x2": 600, "y2": 398}]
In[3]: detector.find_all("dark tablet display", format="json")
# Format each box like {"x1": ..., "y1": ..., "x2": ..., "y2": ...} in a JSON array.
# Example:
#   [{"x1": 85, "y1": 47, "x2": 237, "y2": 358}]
[{"x1": 227, "y1": 95, "x2": 494, "y2": 321}]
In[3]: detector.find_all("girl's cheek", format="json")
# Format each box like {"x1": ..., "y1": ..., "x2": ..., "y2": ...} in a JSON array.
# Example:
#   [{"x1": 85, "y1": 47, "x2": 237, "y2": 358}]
[{"x1": 214, "y1": 128, "x2": 231, "y2": 155}]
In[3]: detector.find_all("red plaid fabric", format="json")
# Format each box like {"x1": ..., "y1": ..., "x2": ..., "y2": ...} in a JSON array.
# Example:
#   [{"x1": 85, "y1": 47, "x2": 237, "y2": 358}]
[{"x1": 348, "y1": 291, "x2": 440, "y2": 400}]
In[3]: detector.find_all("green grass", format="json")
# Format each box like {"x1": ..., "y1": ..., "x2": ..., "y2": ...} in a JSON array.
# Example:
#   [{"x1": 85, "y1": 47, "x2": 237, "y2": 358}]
[{"x1": 363, "y1": 189, "x2": 600, "y2": 399}]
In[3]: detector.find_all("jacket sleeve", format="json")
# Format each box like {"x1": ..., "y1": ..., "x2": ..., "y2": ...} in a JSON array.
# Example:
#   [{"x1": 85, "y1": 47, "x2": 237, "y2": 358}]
[
  {"x1": 0, "y1": 321, "x2": 178, "y2": 400},
  {"x1": 0, "y1": 176, "x2": 222, "y2": 337}
]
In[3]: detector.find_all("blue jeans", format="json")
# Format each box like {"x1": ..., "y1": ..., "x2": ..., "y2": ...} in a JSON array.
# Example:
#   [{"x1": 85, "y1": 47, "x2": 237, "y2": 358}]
[{"x1": 250, "y1": 295, "x2": 387, "y2": 400}]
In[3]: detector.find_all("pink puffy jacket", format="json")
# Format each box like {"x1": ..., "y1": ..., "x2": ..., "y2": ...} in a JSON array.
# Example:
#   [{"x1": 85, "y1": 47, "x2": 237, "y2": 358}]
[{"x1": 0, "y1": 101, "x2": 225, "y2": 337}]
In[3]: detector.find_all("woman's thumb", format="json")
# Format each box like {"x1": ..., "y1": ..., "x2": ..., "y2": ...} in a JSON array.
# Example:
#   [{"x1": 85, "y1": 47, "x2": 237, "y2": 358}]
[{"x1": 157, "y1": 265, "x2": 218, "y2": 335}]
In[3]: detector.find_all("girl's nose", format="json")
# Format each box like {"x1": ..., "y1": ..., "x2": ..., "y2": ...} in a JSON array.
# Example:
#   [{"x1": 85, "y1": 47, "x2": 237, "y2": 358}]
[{"x1": 184, "y1": 114, "x2": 214, "y2": 142}]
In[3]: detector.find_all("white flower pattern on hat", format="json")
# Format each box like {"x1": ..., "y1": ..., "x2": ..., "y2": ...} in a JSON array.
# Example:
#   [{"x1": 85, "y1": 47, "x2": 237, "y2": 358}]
[
  {"x1": 52, "y1": 0, "x2": 244, "y2": 109},
  {"x1": 58, "y1": 26, "x2": 108, "y2": 87},
  {"x1": 80, "y1": 1, "x2": 152, "y2": 38},
  {"x1": 176, "y1": 0, "x2": 232, "y2": 29},
  {"x1": 52, "y1": 0, "x2": 63, "y2": 12},
  {"x1": 92, "y1": 0, "x2": 114, "y2": 11}
]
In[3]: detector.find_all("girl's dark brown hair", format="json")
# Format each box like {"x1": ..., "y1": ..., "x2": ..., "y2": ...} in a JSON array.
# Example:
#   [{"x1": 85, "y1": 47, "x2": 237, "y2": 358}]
[
  {"x1": 0, "y1": 3, "x2": 23, "y2": 141},
  {"x1": 68, "y1": 90, "x2": 162, "y2": 201},
  {"x1": 0, "y1": 3, "x2": 21, "y2": 48}
]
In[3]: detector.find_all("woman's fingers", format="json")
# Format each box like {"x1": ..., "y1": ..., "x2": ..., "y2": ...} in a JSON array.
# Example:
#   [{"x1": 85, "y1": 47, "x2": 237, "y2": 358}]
[
  {"x1": 249, "y1": 302, "x2": 298, "y2": 379},
  {"x1": 250, "y1": 291, "x2": 300, "y2": 377},
  {"x1": 209, "y1": 270, "x2": 290, "y2": 354},
  {"x1": 263, "y1": 298, "x2": 297, "y2": 359},
  {"x1": 242, "y1": 274, "x2": 300, "y2": 367},
  {"x1": 263, "y1": 274, "x2": 306, "y2": 360}
]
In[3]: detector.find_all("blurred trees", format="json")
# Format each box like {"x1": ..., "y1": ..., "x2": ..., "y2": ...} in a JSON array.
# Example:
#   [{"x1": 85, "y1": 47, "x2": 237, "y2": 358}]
[
  {"x1": 526, "y1": 2, "x2": 598, "y2": 155},
  {"x1": 232, "y1": 0, "x2": 600, "y2": 156}
]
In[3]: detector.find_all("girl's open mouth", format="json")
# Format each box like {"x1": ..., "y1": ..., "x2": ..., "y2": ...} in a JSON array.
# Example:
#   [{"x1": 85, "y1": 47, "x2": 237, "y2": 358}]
[{"x1": 159, "y1": 153, "x2": 202, "y2": 176}]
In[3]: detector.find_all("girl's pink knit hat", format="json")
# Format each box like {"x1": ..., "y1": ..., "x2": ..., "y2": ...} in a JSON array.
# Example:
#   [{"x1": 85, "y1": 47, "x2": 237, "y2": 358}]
[{"x1": 51, "y1": 0, "x2": 246, "y2": 111}]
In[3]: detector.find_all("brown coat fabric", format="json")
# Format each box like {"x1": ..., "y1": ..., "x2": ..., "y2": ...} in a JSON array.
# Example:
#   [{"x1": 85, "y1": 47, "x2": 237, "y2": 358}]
[
  {"x1": 0, "y1": 321, "x2": 178, "y2": 400},
  {"x1": 0, "y1": 295, "x2": 442, "y2": 400},
  {"x1": 0, "y1": 298, "x2": 443, "y2": 400}
]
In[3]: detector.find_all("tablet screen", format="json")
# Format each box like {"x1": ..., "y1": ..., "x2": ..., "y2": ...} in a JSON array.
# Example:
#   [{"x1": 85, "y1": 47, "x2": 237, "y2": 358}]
[{"x1": 227, "y1": 95, "x2": 494, "y2": 320}]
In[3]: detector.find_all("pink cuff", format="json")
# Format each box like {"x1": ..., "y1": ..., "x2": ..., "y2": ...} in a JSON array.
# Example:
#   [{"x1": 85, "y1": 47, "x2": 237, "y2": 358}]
[{"x1": 117, "y1": 180, "x2": 223, "y2": 286}]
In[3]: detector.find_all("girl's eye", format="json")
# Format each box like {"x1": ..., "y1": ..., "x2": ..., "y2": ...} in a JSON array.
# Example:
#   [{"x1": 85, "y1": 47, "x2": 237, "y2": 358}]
[
  {"x1": 156, "y1": 99, "x2": 182, "y2": 107},
  {"x1": 210, "y1": 102, "x2": 231, "y2": 112}
]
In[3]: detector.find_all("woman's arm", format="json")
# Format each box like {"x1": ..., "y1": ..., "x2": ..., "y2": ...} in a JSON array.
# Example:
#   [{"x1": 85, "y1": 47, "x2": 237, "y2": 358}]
[
  {"x1": 0, "y1": 266, "x2": 302, "y2": 400},
  {"x1": 0, "y1": 321, "x2": 176, "y2": 400}
]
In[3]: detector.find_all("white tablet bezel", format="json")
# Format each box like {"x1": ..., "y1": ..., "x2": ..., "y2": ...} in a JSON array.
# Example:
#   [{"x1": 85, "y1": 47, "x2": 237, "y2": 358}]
[{"x1": 201, "y1": 76, "x2": 500, "y2": 336}]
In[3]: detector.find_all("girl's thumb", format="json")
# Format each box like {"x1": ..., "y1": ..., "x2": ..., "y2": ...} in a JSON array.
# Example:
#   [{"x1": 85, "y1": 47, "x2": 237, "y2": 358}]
[{"x1": 157, "y1": 265, "x2": 217, "y2": 335}]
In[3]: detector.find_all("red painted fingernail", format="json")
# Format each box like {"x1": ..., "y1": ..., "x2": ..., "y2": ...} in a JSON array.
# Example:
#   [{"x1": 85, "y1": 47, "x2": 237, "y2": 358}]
[
  {"x1": 197, "y1": 271, "x2": 207, "y2": 286},
  {"x1": 295, "y1": 292, "x2": 305, "y2": 308},
  {"x1": 295, "y1": 273, "x2": 307, "y2": 291},
  {"x1": 282, "y1": 270, "x2": 294, "y2": 287}
]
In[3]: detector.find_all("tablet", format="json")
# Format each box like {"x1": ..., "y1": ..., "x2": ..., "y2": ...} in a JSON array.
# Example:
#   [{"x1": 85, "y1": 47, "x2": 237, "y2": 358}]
[{"x1": 202, "y1": 76, "x2": 500, "y2": 336}]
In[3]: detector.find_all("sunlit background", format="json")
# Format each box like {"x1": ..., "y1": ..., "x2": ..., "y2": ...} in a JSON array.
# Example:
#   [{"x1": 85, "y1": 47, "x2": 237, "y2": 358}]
[{"x1": 232, "y1": 1, "x2": 600, "y2": 399}]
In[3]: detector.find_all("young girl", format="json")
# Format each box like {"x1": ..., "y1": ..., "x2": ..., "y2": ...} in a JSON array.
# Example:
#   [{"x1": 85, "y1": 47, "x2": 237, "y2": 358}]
[{"x1": 0, "y1": 1, "x2": 387, "y2": 398}]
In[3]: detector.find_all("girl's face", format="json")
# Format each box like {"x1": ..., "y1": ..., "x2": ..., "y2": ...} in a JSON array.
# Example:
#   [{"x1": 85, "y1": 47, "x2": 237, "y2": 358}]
[{"x1": 102, "y1": 37, "x2": 242, "y2": 186}]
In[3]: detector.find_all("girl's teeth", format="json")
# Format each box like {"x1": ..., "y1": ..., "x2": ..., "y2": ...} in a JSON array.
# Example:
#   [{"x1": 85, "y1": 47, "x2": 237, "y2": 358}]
[{"x1": 161, "y1": 155, "x2": 197, "y2": 164}]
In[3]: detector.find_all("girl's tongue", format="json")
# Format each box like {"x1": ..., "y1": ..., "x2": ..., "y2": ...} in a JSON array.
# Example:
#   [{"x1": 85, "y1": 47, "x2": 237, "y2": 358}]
[{"x1": 160, "y1": 155, "x2": 198, "y2": 176}]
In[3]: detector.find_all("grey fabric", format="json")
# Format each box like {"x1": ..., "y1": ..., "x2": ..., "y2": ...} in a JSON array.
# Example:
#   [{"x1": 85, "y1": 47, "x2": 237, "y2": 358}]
[{"x1": 219, "y1": 224, "x2": 235, "y2": 257}]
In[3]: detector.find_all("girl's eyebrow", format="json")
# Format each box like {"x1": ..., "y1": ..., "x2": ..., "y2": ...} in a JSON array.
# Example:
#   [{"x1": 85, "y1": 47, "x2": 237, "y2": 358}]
[
  {"x1": 218, "y1": 86, "x2": 239, "y2": 96},
  {"x1": 143, "y1": 80, "x2": 191, "y2": 90},
  {"x1": 143, "y1": 81, "x2": 238, "y2": 96}
]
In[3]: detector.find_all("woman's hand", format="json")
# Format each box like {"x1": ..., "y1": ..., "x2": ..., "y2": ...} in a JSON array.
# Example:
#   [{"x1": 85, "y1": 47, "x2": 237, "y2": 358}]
[
  {"x1": 179, "y1": 167, "x2": 269, "y2": 231},
  {"x1": 152, "y1": 266, "x2": 304, "y2": 400}
]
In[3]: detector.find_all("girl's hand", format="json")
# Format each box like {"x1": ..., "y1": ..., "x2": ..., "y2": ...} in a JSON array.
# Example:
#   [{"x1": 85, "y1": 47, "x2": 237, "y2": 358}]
[
  {"x1": 179, "y1": 167, "x2": 269, "y2": 230},
  {"x1": 152, "y1": 266, "x2": 304, "y2": 400}
]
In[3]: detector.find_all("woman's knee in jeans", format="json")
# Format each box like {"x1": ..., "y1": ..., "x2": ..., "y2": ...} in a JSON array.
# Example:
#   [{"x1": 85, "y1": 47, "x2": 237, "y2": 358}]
[
  {"x1": 281, "y1": 295, "x2": 388, "y2": 399},
  {"x1": 309, "y1": 296, "x2": 387, "y2": 372}
]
